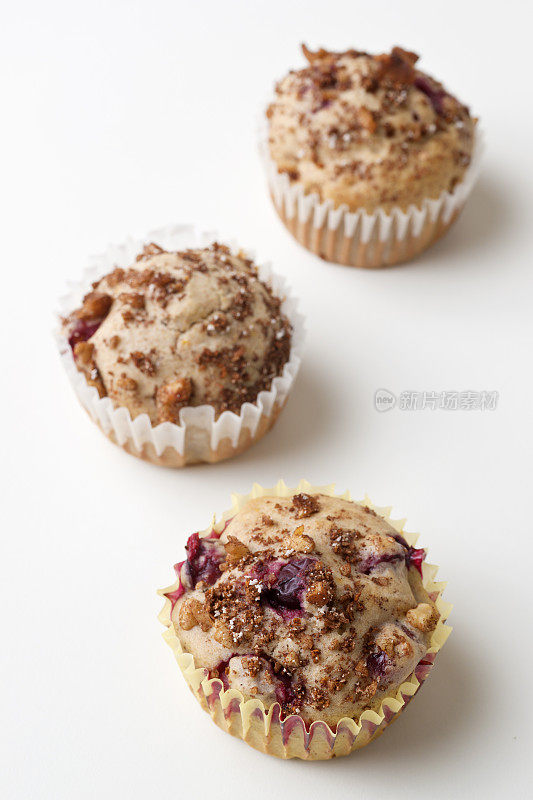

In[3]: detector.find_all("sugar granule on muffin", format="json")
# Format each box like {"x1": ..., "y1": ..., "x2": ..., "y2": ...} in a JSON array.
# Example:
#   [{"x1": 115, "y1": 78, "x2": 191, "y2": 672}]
[
  {"x1": 267, "y1": 45, "x2": 475, "y2": 214},
  {"x1": 62, "y1": 242, "x2": 293, "y2": 425},
  {"x1": 164, "y1": 493, "x2": 440, "y2": 727}
]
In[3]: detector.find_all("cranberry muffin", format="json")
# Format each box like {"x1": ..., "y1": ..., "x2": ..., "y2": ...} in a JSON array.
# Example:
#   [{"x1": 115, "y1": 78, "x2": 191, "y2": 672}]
[
  {"x1": 159, "y1": 487, "x2": 449, "y2": 758},
  {"x1": 59, "y1": 239, "x2": 300, "y2": 466},
  {"x1": 263, "y1": 45, "x2": 480, "y2": 267}
]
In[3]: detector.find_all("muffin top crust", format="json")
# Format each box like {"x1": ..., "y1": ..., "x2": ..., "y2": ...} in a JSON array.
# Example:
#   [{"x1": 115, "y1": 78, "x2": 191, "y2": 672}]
[
  {"x1": 164, "y1": 493, "x2": 439, "y2": 726},
  {"x1": 267, "y1": 45, "x2": 475, "y2": 213},
  {"x1": 62, "y1": 243, "x2": 292, "y2": 424}
]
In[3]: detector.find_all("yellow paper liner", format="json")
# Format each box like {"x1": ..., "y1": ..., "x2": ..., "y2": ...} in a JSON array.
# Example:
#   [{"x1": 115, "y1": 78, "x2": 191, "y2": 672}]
[{"x1": 158, "y1": 480, "x2": 452, "y2": 760}]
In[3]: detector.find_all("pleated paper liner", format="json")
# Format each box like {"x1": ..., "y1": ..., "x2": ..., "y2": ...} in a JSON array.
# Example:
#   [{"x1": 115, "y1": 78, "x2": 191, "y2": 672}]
[
  {"x1": 55, "y1": 225, "x2": 305, "y2": 467},
  {"x1": 158, "y1": 480, "x2": 452, "y2": 759},
  {"x1": 259, "y1": 122, "x2": 484, "y2": 269}
]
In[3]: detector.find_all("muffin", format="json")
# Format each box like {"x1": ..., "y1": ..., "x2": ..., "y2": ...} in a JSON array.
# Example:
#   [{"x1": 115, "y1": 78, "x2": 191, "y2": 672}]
[
  {"x1": 57, "y1": 227, "x2": 303, "y2": 466},
  {"x1": 262, "y1": 45, "x2": 481, "y2": 268},
  {"x1": 158, "y1": 482, "x2": 451, "y2": 759}
]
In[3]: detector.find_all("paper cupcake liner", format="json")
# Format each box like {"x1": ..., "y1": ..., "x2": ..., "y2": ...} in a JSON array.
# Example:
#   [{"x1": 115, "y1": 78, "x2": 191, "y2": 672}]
[
  {"x1": 55, "y1": 224, "x2": 305, "y2": 467},
  {"x1": 259, "y1": 120, "x2": 484, "y2": 268},
  {"x1": 158, "y1": 480, "x2": 452, "y2": 760}
]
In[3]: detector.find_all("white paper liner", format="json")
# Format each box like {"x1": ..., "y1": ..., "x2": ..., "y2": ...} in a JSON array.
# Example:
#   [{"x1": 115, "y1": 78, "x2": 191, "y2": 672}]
[
  {"x1": 55, "y1": 225, "x2": 305, "y2": 465},
  {"x1": 158, "y1": 480, "x2": 452, "y2": 759},
  {"x1": 259, "y1": 114, "x2": 484, "y2": 267}
]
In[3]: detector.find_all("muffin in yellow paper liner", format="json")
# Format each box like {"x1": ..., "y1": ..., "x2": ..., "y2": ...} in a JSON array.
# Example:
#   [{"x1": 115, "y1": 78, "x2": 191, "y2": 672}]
[{"x1": 158, "y1": 480, "x2": 452, "y2": 760}]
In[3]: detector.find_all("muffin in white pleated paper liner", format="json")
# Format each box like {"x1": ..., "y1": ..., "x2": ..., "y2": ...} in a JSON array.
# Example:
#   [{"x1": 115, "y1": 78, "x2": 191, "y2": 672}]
[
  {"x1": 259, "y1": 118, "x2": 484, "y2": 269},
  {"x1": 55, "y1": 224, "x2": 305, "y2": 467},
  {"x1": 158, "y1": 480, "x2": 452, "y2": 760}
]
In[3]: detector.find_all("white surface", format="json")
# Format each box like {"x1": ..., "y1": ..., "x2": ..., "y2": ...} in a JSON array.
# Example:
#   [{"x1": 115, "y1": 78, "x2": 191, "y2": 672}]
[{"x1": 2, "y1": 1, "x2": 532, "y2": 797}]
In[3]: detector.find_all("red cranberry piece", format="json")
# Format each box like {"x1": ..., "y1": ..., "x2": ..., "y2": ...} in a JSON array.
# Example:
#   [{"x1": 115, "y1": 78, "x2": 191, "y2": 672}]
[
  {"x1": 360, "y1": 552, "x2": 403, "y2": 574},
  {"x1": 414, "y1": 75, "x2": 448, "y2": 115},
  {"x1": 392, "y1": 534, "x2": 426, "y2": 577},
  {"x1": 214, "y1": 656, "x2": 234, "y2": 689},
  {"x1": 68, "y1": 318, "x2": 104, "y2": 352},
  {"x1": 260, "y1": 557, "x2": 315, "y2": 614},
  {"x1": 185, "y1": 532, "x2": 225, "y2": 588},
  {"x1": 366, "y1": 649, "x2": 392, "y2": 678},
  {"x1": 406, "y1": 546, "x2": 425, "y2": 576}
]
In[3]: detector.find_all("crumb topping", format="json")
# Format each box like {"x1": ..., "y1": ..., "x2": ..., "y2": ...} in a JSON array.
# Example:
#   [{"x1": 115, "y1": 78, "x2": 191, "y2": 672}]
[
  {"x1": 168, "y1": 494, "x2": 438, "y2": 726},
  {"x1": 62, "y1": 243, "x2": 292, "y2": 423},
  {"x1": 267, "y1": 45, "x2": 475, "y2": 213}
]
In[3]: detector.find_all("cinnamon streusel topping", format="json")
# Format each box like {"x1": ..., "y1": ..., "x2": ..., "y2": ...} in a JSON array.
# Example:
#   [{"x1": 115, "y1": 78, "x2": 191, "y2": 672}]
[
  {"x1": 62, "y1": 243, "x2": 292, "y2": 423},
  {"x1": 267, "y1": 45, "x2": 475, "y2": 213},
  {"x1": 166, "y1": 494, "x2": 439, "y2": 726}
]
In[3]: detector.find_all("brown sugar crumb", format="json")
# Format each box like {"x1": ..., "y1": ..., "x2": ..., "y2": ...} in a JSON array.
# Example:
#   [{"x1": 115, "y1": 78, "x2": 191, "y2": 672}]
[
  {"x1": 299, "y1": 634, "x2": 314, "y2": 651},
  {"x1": 205, "y1": 312, "x2": 230, "y2": 335},
  {"x1": 119, "y1": 292, "x2": 145, "y2": 310},
  {"x1": 308, "y1": 686, "x2": 330, "y2": 710},
  {"x1": 329, "y1": 525, "x2": 362, "y2": 564},
  {"x1": 108, "y1": 335, "x2": 121, "y2": 349},
  {"x1": 206, "y1": 578, "x2": 264, "y2": 646},
  {"x1": 130, "y1": 351, "x2": 156, "y2": 376},
  {"x1": 291, "y1": 493, "x2": 321, "y2": 518},
  {"x1": 155, "y1": 377, "x2": 193, "y2": 423}
]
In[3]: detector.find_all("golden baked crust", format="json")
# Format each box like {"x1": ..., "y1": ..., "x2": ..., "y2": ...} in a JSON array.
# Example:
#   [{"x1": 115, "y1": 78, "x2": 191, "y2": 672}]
[
  {"x1": 166, "y1": 494, "x2": 439, "y2": 727},
  {"x1": 62, "y1": 242, "x2": 292, "y2": 424},
  {"x1": 267, "y1": 45, "x2": 475, "y2": 213}
]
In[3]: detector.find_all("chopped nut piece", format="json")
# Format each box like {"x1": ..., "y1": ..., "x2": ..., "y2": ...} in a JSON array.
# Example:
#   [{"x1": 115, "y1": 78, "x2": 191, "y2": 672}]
[
  {"x1": 178, "y1": 598, "x2": 212, "y2": 632},
  {"x1": 358, "y1": 106, "x2": 376, "y2": 133},
  {"x1": 290, "y1": 525, "x2": 316, "y2": 553},
  {"x1": 406, "y1": 602, "x2": 439, "y2": 632},
  {"x1": 75, "y1": 291, "x2": 112, "y2": 321},
  {"x1": 73, "y1": 341, "x2": 95, "y2": 367},
  {"x1": 212, "y1": 619, "x2": 234, "y2": 649},
  {"x1": 224, "y1": 536, "x2": 250, "y2": 564},
  {"x1": 155, "y1": 377, "x2": 193, "y2": 423}
]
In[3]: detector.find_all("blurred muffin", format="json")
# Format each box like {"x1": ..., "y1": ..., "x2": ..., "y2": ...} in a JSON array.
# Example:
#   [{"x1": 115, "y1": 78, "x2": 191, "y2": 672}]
[{"x1": 263, "y1": 45, "x2": 479, "y2": 267}]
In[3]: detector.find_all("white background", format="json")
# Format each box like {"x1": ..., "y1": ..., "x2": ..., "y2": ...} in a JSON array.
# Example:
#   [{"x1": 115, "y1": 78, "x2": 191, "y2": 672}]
[{"x1": 2, "y1": 1, "x2": 532, "y2": 797}]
